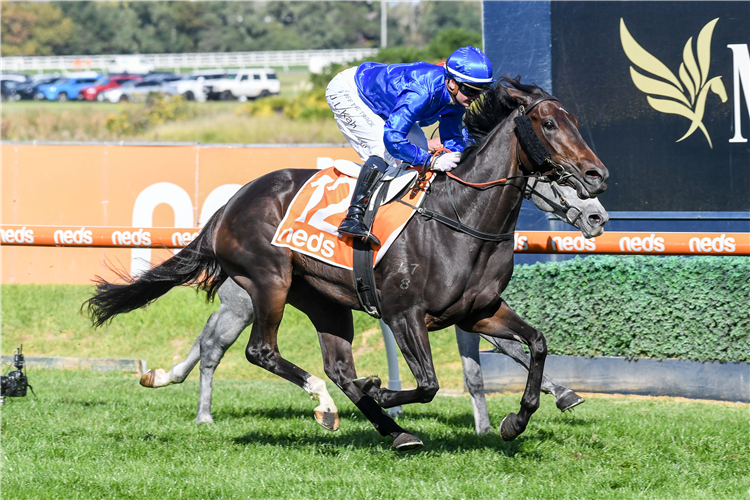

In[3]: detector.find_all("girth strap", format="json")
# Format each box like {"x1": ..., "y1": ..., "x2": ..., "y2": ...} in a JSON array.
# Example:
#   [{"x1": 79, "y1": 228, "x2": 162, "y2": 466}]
[{"x1": 351, "y1": 179, "x2": 391, "y2": 318}]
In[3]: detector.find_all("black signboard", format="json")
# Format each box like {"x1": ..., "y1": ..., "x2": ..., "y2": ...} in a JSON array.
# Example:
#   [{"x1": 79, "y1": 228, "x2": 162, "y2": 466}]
[{"x1": 551, "y1": 1, "x2": 750, "y2": 212}]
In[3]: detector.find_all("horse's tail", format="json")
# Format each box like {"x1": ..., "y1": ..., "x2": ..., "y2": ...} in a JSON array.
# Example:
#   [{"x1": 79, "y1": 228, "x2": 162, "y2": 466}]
[{"x1": 85, "y1": 208, "x2": 228, "y2": 327}]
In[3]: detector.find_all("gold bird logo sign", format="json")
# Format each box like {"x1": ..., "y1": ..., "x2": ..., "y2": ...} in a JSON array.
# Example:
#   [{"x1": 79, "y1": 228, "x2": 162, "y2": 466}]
[{"x1": 620, "y1": 18, "x2": 728, "y2": 148}]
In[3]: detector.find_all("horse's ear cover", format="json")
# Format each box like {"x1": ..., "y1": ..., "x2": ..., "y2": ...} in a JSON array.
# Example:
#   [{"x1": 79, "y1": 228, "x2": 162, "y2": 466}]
[{"x1": 514, "y1": 115, "x2": 551, "y2": 167}]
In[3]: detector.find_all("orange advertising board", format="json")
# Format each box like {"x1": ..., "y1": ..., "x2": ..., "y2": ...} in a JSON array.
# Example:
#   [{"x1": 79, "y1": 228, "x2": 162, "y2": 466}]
[
  {"x1": 3, "y1": 225, "x2": 748, "y2": 256},
  {"x1": 1, "y1": 143, "x2": 359, "y2": 284}
]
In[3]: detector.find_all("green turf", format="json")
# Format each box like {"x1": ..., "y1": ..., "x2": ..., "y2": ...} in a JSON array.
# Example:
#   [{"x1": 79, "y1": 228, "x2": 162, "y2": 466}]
[{"x1": 1, "y1": 370, "x2": 748, "y2": 499}]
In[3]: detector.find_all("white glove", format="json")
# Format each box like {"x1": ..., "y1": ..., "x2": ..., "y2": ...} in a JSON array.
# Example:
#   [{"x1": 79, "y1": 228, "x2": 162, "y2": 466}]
[{"x1": 431, "y1": 151, "x2": 461, "y2": 172}]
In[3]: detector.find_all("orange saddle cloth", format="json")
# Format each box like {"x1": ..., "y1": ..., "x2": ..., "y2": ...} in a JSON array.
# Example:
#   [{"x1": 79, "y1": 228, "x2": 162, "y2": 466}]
[{"x1": 272, "y1": 166, "x2": 433, "y2": 269}]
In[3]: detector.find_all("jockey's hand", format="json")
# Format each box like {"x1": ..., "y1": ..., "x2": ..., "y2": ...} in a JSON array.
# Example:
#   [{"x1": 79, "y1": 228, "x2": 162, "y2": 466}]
[
  {"x1": 432, "y1": 151, "x2": 461, "y2": 172},
  {"x1": 427, "y1": 137, "x2": 443, "y2": 153}
]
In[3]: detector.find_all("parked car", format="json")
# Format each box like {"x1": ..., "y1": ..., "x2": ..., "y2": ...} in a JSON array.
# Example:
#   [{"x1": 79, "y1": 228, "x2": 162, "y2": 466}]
[
  {"x1": 106, "y1": 55, "x2": 155, "y2": 75},
  {"x1": 141, "y1": 73, "x2": 181, "y2": 83},
  {"x1": 100, "y1": 79, "x2": 177, "y2": 103},
  {"x1": 35, "y1": 76, "x2": 100, "y2": 101},
  {"x1": 79, "y1": 75, "x2": 143, "y2": 101},
  {"x1": 0, "y1": 73, "x2": 30, "y2": 84},
  {"x1": 11, "y1": 73, "x2": 62, "y2": 99},
  {"x1": 160, "y1": 75, "x2": 211, "y2": 102},
  {"x1": 14, "y1": 75, "x2": 64, "y2": 100},
  {"x1": 204, "y1": 68, "x2": 280, "y2": 101},
  {"x1": 187, "y1": 69, "x2": 229, "y2": 80},
  {"x1": 1, "y1": 80, "x2": 21, "y2": 102}
]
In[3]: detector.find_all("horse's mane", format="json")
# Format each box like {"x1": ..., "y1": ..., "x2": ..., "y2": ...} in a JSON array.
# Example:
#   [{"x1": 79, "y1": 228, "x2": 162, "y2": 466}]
[{"x1": 460, "y1": 76, "x2": 550, "y2": 162}]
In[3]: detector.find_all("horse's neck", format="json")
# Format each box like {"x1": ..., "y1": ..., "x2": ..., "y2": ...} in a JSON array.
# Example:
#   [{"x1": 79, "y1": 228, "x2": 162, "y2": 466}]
[{"x1": 429, "y1": 120, "x2": 525, "y2": 235}]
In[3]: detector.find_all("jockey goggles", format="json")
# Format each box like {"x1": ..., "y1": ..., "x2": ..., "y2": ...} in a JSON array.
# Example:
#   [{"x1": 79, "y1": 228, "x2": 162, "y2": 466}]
[{"x1": 456, "y1": 81, "x2": 486, "y2": 98}]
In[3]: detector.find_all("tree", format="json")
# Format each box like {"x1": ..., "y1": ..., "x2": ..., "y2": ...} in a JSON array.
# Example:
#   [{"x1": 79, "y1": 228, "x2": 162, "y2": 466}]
[
  {"x1": 1, "y1": 2, "x2": 75, "y2": 56},
  {"x1": 2, "y1": 1, "x2": 482, "y2": 56},
  {"x1": 419, "y1": 1, "x2": 481, "y2": 44}
]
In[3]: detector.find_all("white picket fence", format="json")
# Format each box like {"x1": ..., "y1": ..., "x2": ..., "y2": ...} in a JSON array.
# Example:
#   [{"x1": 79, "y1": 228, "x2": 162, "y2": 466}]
[{"x1": 1, "y1": 48, "x2": 379, "y2": 73}]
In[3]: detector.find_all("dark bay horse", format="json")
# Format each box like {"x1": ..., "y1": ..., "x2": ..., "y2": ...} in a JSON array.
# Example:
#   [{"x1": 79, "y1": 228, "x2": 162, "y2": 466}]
[
  {"x1": 137, "y1": 177, "x2": 607, "y2": 428},
  {"x1": 87, "y1": 78, "x2": 608, "y2": 450}
]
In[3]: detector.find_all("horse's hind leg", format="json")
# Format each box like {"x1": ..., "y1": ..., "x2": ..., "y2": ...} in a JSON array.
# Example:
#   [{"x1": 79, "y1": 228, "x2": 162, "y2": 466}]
[
  {"x1": 230, "y1": 275, "x2": 340, "y2": 431},
  {"x1": 455, "y1": 327, "x2": 492, "y2": 434},
  {"x1": 480, "y1": 334, "x2": 584, "y2": 412},
  {"x1": 194, "y1": 279, "x2": 255, "y2": 423},
  {"x1": 138, "y1": 279, "x2": 253, "y2": 423},
  {"x1": 291, "y1": 290, "x2": 421, "y2": 450},
  {"x1": 462, "y1": 300, "x2": 547, "y2": 441}
]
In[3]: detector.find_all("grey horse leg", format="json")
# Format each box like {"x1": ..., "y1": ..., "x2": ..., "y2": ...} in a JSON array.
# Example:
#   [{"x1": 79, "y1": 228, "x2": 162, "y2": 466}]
[
  {"x1": 193, "y1": 279, "x2": 254, "y2": 423},
  {"x1": 479, "y1": 333, "x2": 584, "y2": 412},
  {"x1": 140, "y1": 279, "x2": 254, "y2": 423},
  {"x1": 455, "y1": 327, "x2": 492, "y2": 434}
]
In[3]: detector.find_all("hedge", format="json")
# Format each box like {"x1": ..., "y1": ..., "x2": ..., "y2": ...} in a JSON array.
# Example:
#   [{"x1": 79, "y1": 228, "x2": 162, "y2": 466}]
[{"x1": 502, "y1": 256, "x2": 750, "y2": 362}]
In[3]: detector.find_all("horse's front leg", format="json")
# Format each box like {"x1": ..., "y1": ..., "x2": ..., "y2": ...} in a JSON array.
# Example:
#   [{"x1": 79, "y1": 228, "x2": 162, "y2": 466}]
[
  {"x1": 461, "y1": 300, "x2": 547, "y2": 441},
  {"x1": 480, "y1": 334, "x2": 584, "y2": 412},
  {"x1": 361, "y1": 308, "x2": 440, "y2": 409}
]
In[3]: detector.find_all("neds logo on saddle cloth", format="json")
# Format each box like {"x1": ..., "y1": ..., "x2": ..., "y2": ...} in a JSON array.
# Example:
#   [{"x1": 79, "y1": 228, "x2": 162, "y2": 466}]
[{"x1": 272, "y1": 166, "x2": 433, "y2": 269}]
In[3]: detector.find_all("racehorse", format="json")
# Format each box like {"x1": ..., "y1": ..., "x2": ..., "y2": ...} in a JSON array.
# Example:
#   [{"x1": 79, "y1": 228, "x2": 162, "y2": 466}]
[
  {"x1": 87, "y1": 77, "x2": 609, "y2": 450},
  {"x1": 138, "y1": 178, "x2": 608, "y2": 432}
]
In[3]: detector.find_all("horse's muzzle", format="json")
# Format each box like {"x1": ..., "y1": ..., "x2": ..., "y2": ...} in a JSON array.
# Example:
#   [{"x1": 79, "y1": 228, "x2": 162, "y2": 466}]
[{"x1": 575, "y1": 164, "x2": 608, "y2": 198}]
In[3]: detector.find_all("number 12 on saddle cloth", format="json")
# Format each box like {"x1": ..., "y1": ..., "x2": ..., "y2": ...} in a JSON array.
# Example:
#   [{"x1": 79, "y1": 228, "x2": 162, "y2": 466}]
[{"x1": 272, "y1": 166, "x2": 434, "y2": 270}]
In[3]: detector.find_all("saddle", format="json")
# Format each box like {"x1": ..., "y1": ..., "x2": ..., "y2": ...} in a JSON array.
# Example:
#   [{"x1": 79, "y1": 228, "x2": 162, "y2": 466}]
[{"x1": 332, "y1": 159, "x2": 420, "y2": 209}]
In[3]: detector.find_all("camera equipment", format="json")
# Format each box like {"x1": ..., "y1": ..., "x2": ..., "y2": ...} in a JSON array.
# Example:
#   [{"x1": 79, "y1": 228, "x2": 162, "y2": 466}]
[{"x1": 1, "y1": 345, "x2": 33, "y2": 403}]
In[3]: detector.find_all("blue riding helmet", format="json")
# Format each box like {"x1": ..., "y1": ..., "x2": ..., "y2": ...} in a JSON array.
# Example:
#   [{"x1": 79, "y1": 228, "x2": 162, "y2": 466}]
[{"x1": 445, "y1": 46, "x2": 494, "y2": 85}]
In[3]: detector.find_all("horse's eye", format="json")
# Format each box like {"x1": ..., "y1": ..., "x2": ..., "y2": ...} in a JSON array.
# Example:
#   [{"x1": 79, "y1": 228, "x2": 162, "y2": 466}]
[{"x1": 543, "y1": 120, "x2": 556, "y2": 130}]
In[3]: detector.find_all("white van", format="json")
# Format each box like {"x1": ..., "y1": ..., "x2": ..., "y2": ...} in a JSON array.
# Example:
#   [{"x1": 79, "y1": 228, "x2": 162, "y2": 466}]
[{"x1": 204, "y1": 68, "x2": 280, "y2": 101}]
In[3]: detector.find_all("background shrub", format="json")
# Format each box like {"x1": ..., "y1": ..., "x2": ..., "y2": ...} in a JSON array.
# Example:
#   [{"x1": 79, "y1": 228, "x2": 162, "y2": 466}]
[
  {"x1": 238, "y1": 88, "x2": 330, "y2": 121},
  {"x1": 504, "y1": 255, "x2": 750, "y2": 362},
  {"x1": 105, "y1": 93, "x2": 196, "y2": 136}
]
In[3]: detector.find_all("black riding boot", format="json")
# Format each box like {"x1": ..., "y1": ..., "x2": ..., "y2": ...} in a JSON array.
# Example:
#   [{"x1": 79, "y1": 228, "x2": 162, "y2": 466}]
[{"x1": 338, "y1": 156, "x2": 387, "y2": 245}]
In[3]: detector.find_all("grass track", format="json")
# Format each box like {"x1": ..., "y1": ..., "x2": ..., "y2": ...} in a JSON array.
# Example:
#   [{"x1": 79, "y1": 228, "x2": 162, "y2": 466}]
[{"x1": 1, "y1": 370, "x2": 748, "y2": 499}]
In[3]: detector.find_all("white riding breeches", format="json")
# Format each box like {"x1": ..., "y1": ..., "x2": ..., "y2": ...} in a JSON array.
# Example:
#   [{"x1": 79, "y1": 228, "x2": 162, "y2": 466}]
[{"x1": 326, "y1": 67, "x2": 427, "y2": 165}]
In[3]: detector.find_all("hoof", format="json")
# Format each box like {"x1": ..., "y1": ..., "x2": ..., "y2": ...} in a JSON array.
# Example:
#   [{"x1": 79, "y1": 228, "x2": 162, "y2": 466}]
[
  {"x1": 195, "y1": 415, "x2": 214, "y2": 424},
  {"x1": 556, "y1": 389, "x2": 584, "y2": 412},
  {"x1": 499, "y1": 413, "x2": 522, "y2": 442},
  {"x1": 314, "y1": 410, "x2": 340, "y2": 432},
  {"x1": 139, "y1": 369, "x2": 157, "y2": 387},
  {"x1": 353, "y1": 375, "x2": 381, "y2": 393},
  {"x1": 392, "y1": 432, "x2": 423, "y2": 452},
  {"x1": 139, "y1": 368, "x2": 172, "y2": 388}
]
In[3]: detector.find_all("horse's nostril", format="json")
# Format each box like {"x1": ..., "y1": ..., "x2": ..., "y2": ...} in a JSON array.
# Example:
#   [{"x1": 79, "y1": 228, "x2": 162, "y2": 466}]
[
  {"x1": 585, "y1": 169, "x2": 601, "y2": 180},
  {"x1": 589, "y1": 214, "x2": 602, "y2": 225}
]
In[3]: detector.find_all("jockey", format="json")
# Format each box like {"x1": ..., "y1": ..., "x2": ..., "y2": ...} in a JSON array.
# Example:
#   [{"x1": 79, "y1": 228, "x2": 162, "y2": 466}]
[{"x1": 325, "y1": 46, "x2": 494, "y2": 245}]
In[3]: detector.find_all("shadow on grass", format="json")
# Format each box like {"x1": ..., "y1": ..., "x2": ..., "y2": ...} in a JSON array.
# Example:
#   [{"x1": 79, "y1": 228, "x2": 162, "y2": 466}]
[
  {"x1": 214, "y1": 399, "x2": 598, "y2": 456},
  {"x1": 387, "y1": 406, "x2": 598, "y2": 431},
  {"x1": 231, "y1": 427, "x2": 549, "y2": 457}
]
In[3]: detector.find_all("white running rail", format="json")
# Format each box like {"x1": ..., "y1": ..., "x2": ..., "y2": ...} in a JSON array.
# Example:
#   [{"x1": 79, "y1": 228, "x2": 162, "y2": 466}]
[{"x1": 1, "y1": 48, "x2": 379, "y2": 73}]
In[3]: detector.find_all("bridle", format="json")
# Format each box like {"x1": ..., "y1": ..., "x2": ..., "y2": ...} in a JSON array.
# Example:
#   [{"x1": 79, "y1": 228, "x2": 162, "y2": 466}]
[
  {"x1": 514, "y1": 96, "x2": 576, "y2": 186},
  {"x1": 524, "y1": 176, "x2": 583, "y2": 226}
]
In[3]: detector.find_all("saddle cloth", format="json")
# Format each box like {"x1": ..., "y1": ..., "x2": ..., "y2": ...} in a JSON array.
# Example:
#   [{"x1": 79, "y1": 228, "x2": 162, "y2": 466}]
[{"x1": 272, "y1": 162, "x2": 433, "y2": 269}]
